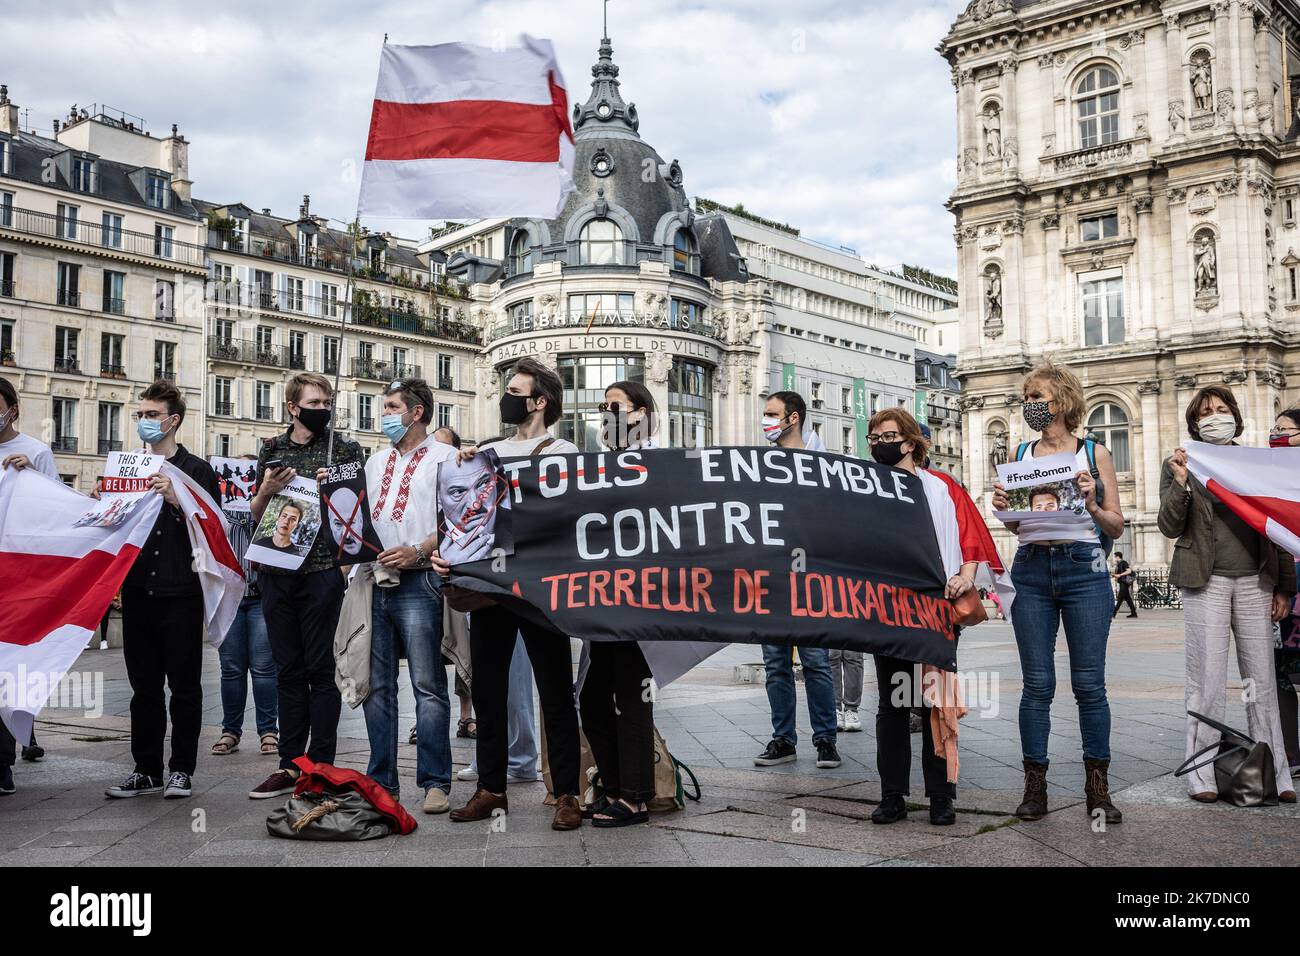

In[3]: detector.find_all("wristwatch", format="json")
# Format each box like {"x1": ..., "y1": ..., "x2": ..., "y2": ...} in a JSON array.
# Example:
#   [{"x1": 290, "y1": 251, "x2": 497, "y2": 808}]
[{"x1": 412, "y1": 543, "x2": 430, "y2": 567}]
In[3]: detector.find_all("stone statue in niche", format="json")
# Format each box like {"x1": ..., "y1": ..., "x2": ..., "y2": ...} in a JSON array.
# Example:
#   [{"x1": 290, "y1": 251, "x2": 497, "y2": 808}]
[
  {"x1": 989, "y1": 431, "x2": 1009, "y2": 472},
  {"x1": 1190, "y1": 52, "x2": 1213, "y2": 113},
  {"x1": 1003, "y1": 136, "x2": 1018, "y2": 170},
  {"x1": 982, "y1": 103, "x2": 1002, "y2": 160},
  {"x1": 984, "y1": 266, "x2": 1003, "y2": 320},
  {"x1": 1194, "y1": 231, "x2": 1218, "y2": 294}
]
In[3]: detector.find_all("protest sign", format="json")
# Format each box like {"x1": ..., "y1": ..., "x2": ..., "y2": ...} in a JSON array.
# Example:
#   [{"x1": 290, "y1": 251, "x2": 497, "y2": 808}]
[
  {"x1": 244, "y1": 476, "x2": 322, "y2": 571},
  {"x1": 447, "y1": 447, "x2": 958, "y2": 668},
  {"x1": 993, "y1": 450, "x2": 1092, "y2": 525},
  {"x1": 437, "y1": 448, "x2": 514, "y2": 565},
  {"x1": 210, "y1": 456, "x2": 258, "y2": 512},
  {"x1": 320, "y1": 461, "x2": 383, "y2": 566},
  {"x1": 75, "y1": 451, "x2": 162, "y2": 529}
]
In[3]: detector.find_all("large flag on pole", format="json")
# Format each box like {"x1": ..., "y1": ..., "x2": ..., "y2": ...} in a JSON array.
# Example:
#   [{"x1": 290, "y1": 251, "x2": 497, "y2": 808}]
[
  {"x1": 359, "y1": 37, "x2": 576, "y2": 219},
  {"x1": 1186, "y1": 440, "x2": 1300, "y2": 557}
]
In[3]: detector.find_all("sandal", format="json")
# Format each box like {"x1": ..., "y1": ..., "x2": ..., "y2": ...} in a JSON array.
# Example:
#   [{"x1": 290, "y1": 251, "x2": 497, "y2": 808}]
[
  {"x1": 457, "y1": 718, "x2": 478, "y2": 739},
  {"x1": 592, "y1": 799, "x2": 649, "y2": 828},
  {"x1": 211, "y1": 732, "x2": 239, "y2": 756},
  {"x1": 582, "y1": 793, "x2": 613, "y2": 820},
  {"x1": 408, "y1": 726, "x2": 418, "y2": 745},
  {"x1": 259, "y1": 732, "x2": 279, "y2": 756}
]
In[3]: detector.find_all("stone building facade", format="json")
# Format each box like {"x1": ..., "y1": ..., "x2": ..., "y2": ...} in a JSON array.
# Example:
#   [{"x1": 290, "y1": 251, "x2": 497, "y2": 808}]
[{"x1": 941, "y1": 0, "x2": 1300, "y2": 563}]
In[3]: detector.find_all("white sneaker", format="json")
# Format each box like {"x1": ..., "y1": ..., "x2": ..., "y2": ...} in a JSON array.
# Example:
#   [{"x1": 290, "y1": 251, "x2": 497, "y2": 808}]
[
  {"x1": 507, "y1": 771, "x2": 540, "y2": 785},
  {"x1": 843, "y1": 710, "x2": 862, "y2": 732},
  {"x1": 456, "y1": 766, "x2": 479, "y2": 782},
  {"x1": 836, "y1": 709, "x2": 846, "y2": 732}
]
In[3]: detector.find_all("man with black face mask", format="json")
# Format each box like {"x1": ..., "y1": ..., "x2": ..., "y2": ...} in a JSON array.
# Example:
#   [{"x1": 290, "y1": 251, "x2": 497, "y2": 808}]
[
  {"x1": 435, "y1": 357, "x2": 589, "y2": 831},
  {"x1": 248, "y1": 373, "x2": 364, "y2": 801}
]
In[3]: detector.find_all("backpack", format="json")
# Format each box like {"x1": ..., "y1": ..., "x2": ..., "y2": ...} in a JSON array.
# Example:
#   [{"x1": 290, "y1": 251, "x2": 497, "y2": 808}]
[{"x1": 1014, "y1": 437, "x2": 1113, "y2": 557}]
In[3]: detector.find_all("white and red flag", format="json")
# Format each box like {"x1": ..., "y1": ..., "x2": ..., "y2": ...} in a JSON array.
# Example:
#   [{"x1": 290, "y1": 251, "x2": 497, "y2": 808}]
[
  {"x1": 1186, "y1": 440, "x2": 1300, "y2": 557},
  {"x1": 0, "y1": 464, "x2": 243, "y2": 741},
  {"x1": 919, "y1": 467, "x2": 1016, "y2": 616},
  {"x1": 359, "y1": 37, "x2": 575, "y2": 220}
]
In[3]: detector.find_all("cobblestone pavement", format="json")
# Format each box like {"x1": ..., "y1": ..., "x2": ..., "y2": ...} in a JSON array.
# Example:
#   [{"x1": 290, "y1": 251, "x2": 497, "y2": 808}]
[{"x1": 2, "y1": 610, "x2": 1296, "y2": 866}]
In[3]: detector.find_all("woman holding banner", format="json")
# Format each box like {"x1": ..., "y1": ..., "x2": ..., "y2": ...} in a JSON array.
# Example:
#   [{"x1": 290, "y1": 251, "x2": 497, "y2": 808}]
[
  {"x1": 865, "y1": 407, "x2": 1011, "y2": 827},
  {"x1": 1159, "y1": 388, "x2": 1296, "y2": 803},
  {"x1": 991, "y1": 361, "x2": 1126, "y2": 824}
]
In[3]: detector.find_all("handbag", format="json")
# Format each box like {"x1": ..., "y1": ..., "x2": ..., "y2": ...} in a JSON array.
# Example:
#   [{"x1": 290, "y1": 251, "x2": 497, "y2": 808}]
[
  {"x1": 1174, "y1": 710, "x2": 1279, "y2": 807},
  {"x1": 951, "y1": 587, "x2": 988, "y2": 627},
  {"x1": 443, "y1": 436, "x2": 556, "y2": 613}
]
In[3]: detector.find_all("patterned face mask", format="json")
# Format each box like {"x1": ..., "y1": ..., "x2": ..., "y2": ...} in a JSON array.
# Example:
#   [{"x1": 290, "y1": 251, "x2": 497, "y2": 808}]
[{"x1": 1022, "y1": 401, "x2": 1055, "y2": 432}]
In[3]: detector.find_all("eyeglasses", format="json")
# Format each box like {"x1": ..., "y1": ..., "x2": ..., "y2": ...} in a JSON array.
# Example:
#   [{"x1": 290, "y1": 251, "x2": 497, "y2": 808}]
[
  {"x1": 597, "y1": 402, "x2": 625, "y2": 413},
  {"x1": 866, "y1": 430, "x2": 902, "y2": 445}
]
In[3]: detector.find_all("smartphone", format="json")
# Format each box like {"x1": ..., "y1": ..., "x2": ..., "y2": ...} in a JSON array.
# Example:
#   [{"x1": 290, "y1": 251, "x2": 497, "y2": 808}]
[{"x1": 265, "y1": 459, "x2": 285, "y2": 471}]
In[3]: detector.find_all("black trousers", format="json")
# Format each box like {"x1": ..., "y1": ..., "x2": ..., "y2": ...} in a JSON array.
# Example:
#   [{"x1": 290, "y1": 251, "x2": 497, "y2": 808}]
[
  {"x1": 873, "y1": 654, "x2": 955, "y2": 800},
  {"x1": 121, "y1": 589, "x2": 204, "y2": 779},
  {"x1": 470, "y1": 604, "x2": 579, "y2": 796},
  {"x1": 260, "y1": 569, "x2": 345, "y2": 771},
  {"x1": 0, "y1": 722, "x2": 14, "y2": 768},
  {"x1": 580, "y1": 641, "x2": 655, "y2": 804},
  {"x1": 1113, "y1": 583, "x2": 1137, "y2": 617}
]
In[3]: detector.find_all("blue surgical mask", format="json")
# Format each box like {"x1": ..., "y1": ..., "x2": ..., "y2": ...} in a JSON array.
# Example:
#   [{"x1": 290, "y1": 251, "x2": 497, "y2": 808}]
[
  {"x1": 137, "y1": 416, "x2": 173, "y2": 446},
  {"x1": 381, "y1": 413, "x2": 410, "y2": 445}
]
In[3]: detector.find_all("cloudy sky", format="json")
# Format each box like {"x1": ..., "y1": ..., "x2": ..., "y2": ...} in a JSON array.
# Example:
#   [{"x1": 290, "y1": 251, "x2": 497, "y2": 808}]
[{"x1": 10, "y1": 0, "x2": 969, "y2": 274}]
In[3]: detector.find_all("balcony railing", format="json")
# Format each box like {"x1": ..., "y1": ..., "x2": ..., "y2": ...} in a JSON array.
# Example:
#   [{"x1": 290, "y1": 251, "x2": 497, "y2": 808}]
[
  {"x1": 102, "y1": 297, "x2": 126, "y2": 315},
  {"x1": 100, "y1": 363, "x2": 125, "y2": 378},
  {"x1": 358, "y1": 417, "x2": 375, "y2": 431},
  {"x1": 351, "y1": 357, "x2": 421, "y2": 382},
  {"x1": 0, "y1": 279, "x2": 12, "y2": 297},
  {"x1": 437, "y1": 377, "x2": 454, "y2": 391},
  {"x1": 153, "y1": 364, "x2": 173, "y2": 380},
  {"x1": 212, "y1": 402, "x2": 235, "y2": 417},
  {"x1": 54, "y1": 358, "x2": 81, "y2": 374},
  {"x1": 57, "y1": 289, "x2": 80, "y2": 307},
  {"x1": 256, "y1": 404, "x2": 276, "y2": 421},
  {"x1": 52, "y1": 436, "x2": 78, "y2": 453},
  {"x1": 207, "y1": 336, "x2": 306, "y2": 370},
  {"x1": 1051, "y1": 139, "x2": 1134, "y2": 175},
  {"x1": 1, "y1": 205, "x2": 205, "y2": 267},
  {"x1": 352, "y1": 304, "x2": 483, "y2": 346},
  {"x1": 98, "y1": 439, "x2": 122, "y2": 455}
]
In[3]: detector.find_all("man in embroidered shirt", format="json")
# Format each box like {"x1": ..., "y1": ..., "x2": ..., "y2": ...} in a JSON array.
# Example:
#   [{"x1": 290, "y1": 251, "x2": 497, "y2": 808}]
[{"x1": 362, "y1": 378, "x2": 457, "y2": 813}]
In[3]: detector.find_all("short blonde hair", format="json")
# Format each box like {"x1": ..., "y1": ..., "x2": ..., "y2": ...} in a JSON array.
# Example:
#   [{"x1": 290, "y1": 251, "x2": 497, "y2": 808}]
[
  {"x1": 286, "y1": 372, "x2": 333, "y2": 406},
  {"x1": 868, "y1": 407, "x2": 929, "y2": 466},
  {"x1": 1023, "y1": 360, "x2": 1085, "y2": 432}
]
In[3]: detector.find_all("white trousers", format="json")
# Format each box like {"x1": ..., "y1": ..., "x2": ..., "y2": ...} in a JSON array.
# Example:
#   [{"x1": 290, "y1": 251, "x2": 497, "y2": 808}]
[{"x1": 1181, "y1": 575, "x2": 1293, "y2": 796}]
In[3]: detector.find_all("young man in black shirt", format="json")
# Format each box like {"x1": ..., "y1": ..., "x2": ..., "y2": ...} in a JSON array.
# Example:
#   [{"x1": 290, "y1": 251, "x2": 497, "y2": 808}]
[
  {"x1": 1112, "y1": 552, "x2": 1138, "y2": 619},
  {"x1": 106, "y1": 381, "x2": 221, "y2": 799}
]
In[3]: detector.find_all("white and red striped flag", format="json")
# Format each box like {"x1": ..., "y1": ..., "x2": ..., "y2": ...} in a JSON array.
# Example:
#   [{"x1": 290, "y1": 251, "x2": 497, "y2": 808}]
[
  {"x1": 1186, "y1": 440, "x2": 1300, "y2": 557},
  {"x1": 0, "y1": 464, "x2": 243, "y2": 741},
  {"x1": 359, "y1": 37, "x2": 575, "y2": 220}
]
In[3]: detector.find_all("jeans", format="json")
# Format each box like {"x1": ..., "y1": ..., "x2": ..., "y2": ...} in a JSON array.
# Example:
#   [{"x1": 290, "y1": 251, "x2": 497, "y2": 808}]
[
  {"x1": 761, "y1": 644, "x2": 837, "y2": 745},
  {"x1": 218, "y1": 596, "x2": 278, "y2": 738},
  {"x1": 469, "y1": 634, "x2": 538, "y2": 779},
  {"x1": 363, "y1": 571, "x2": 451, "y2": 795},
  {"x1": 829, "y1": 648, "x2": 864, "y2": 711},
  {"x1": 1010, "y1": 542, "x2": 1113, "y2": 763}
]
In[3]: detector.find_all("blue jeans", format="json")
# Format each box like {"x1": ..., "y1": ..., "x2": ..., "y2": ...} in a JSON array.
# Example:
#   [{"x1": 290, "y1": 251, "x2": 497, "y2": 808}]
[
  {"x1": 761, "y1": 644, "x2": 837, "y2": 745},
  {"x1": 1009, "y1": 542, "x2": 1114, "y2": 763},
  {"x1": 469, "y1": 633, "x2": 538, "y2": 778},
  {"x1": 218, "y1": 596, "x2": 278, "y2": 737},
  {"x1": 363, "y1": 571, "x2": 451, "y2": 795}
]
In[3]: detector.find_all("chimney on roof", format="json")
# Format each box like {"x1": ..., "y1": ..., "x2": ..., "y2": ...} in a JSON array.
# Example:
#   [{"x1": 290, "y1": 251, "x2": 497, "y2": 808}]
[
  {"x1": 52, "y1": 118, "x2": 60, "y2": 134},
  {"x1": 162, "y1": 122, "x2": 191, "y2": 202},
  {"x1": 262, "y1": 208, "x2": 271, "y2": 215},
  {"x1": 299, "y1": 194, "x2": 310, "y2": 220},
  {"x1": 0, "y1": 85, "x2": 17, "y2": 136}
]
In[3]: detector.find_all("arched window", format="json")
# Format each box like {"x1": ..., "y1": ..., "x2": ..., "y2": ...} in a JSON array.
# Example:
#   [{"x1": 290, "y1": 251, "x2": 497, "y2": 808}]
[
  {"x1": 1087, "y1": 403, "x2": 1130, "y2": 472},
  {"x1": 578, "y1": 219, "x2": 623, "y2": 265},
  {"x1": 509, "y1": 232, "x2": 532, "y2": 275},
  {"x1": 1074, "y1": 66, "x2": 1121, "y2": 149},
  {"x1": 672, "y1": 228, "x2": 698, "y2": 274}
]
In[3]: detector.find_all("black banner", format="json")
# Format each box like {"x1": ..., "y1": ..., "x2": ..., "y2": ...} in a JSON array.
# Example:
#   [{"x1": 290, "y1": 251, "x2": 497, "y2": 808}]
[{"x1": 448, "y1": 447, "x2": 958, "y2": 669}]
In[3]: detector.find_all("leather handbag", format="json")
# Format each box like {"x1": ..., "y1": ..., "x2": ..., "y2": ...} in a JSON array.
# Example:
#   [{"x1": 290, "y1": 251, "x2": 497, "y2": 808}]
[
  {"x1": 1174, "y1": 710, "x2": 1280, "y2": 807},
  {"x1": 950, "y1": 588, "x2": 988, "y2": 627}
]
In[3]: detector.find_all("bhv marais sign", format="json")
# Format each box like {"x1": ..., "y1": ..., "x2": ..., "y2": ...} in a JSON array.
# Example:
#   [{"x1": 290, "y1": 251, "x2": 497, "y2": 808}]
[
  {"x1": 488, "y1": 310, "x2": 727, "y2": 345},
  {"x1": 492, "y1": 332, "x2": 720, "y2": 365}
]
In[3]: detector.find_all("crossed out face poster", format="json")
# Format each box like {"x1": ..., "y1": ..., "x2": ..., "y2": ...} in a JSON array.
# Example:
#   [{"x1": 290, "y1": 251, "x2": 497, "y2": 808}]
[
  {"x1": 209, "y1": 456, "x2": 258, "y2": 512},
  {"x1": 75, "y1": 451, "x2": 163, "y2": 529},
  {"x1": 244, "y1": 475, "x2": 322, "y2": 570},
  {"x1": 436, "y1": 448, "x2": 514, "y2": 566},
  {"x1": 320, "y1": 461, "x2": 383, "y2": 566}
]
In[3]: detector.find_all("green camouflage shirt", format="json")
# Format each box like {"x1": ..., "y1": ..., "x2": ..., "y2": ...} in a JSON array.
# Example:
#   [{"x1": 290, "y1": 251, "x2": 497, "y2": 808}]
[{"x1": 255, "y1": 427, "x2": 364, "y2": 575}]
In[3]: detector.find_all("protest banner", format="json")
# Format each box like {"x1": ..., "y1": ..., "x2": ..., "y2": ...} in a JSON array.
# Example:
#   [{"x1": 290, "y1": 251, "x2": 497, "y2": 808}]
[
  {"x1": 210, "y1": 456, "x2": 258, "y2": 512},
  {"x1": 244, "y1": 476, "x2": 323, "y2": 571},
  {"x1": 446, "y1": 447, "x2": 959, "y2": 669},
  {"x1": 992, "y1": 450, "x2": 1093, "y2": 527},
  {"x1": 320, "y1": 461, "x2": 383, "y2": 566},
  {"x1": 75, "y1": 451, "x2": 162, "y2": 529}
]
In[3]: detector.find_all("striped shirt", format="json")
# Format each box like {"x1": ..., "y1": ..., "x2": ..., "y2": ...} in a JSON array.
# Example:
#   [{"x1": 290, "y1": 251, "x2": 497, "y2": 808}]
[{"x1": 222, "y1": 509, "x2": 259, "y2": 598}]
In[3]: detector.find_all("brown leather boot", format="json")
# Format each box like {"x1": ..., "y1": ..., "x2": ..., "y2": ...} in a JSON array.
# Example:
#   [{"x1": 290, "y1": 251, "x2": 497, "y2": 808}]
[
  {"x1": 1015, "y1": 760, "x2": 1049, "y2": 821},
  {"x1": 551, "y1": 794, "x2": 583, "y2": 831},
  {"x1": 449, "y1": 787, "x2": 507, "y2": 822},
  {"x1": 1084, "y1": 758, "x2": 1122, "y2": 824}
]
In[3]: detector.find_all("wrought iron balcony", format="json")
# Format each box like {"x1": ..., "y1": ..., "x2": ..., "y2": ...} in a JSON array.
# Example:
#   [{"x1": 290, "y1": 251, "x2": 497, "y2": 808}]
[
  {"x1": 98, "y1": 439, "x2": 122, "y2": 455},
  {"x1": 100, "y1": 363, "x2": 126, "y2": 378},
  {"x1": 207, "y1": 336, "x2": 303, "y2": 370},
  {"x1": 0, "y1": 279, "x2": 13, "y2": 297},
  {"x1": 0, "y1": 205, "x2": 205, "y2": 267},
  {"x1": 256, "y1": 405, "x2": 276, "y2": 421},
  {"x1": 212, "y1": 402, "x2": 235, "y2": 417},
  {"x1": 57, "y1": 289, "x2": 80, "y2": 307},
  {"x1": 54, "y1": 357, "x2": 81, "y2": 374},
  {"x1": 51, "y1": 436, "x2": 78, "y2": 453},
  {"x1": 102, "y1": 296, "x2": 126, "y2": 315}
]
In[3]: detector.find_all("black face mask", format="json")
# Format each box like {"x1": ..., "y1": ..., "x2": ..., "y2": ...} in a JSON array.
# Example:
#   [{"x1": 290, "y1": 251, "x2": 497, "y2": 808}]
[
  {"x1": 295, "y1": 406, "x2": 332, "y2": 438},
  {"x1": 500, "y1": 392, "x2": 533, "y2": 426},
  {"x1": 871, "y1": 440, "x2": 907, "y2": 468}
]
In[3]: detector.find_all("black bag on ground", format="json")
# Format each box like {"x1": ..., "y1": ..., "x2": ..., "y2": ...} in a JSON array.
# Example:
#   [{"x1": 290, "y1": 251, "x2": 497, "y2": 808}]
[
  {"x1": 266, "y1": 789, "x2": 394, "y2": 840},
  {"x1": 1174, "y1": 710, "x2": 1279, "y2": 807}
]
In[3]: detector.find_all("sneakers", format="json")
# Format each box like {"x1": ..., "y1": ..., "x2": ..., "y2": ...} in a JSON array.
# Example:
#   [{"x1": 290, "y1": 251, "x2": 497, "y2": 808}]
[
  {"x1": 456, "y1": 766, "x2": 480, "y2": 782},
  {"x1": 163, "y1": 771, "x2": 192, "y2": 799},
  {"x1": 106, "y1": 772, "x2": 162, "y2": 799},
  {"x1": 249, "y1": 768, "x2": 298, "y2": 800},
  {"x1": 871, "y1": 794, "x2": 908, "y2": 824},
  {"x1": 929, "y1": 795, "x2": 956, "y2": 826},
  {"x1": 843, "y1": 710, "x2": 862, "y2": 732},
  {"x1": 815, "y1": 740, "x2": 842, "y2": 769},
  {"x1": 506, "y1": 771, "x2": 541, "y2": 784},
  {"x1": 21, "y1": 743, "x2": 44, "y2": 761},
  {"x1": 0, "y1": 765, "x2": 14, "y2": 795},
  {"x1": 754, "y1": 738, "x2": 797, "y2": 766},
  {"x1": 836, "y1": 709, "x2": 846, "y2": 732}
]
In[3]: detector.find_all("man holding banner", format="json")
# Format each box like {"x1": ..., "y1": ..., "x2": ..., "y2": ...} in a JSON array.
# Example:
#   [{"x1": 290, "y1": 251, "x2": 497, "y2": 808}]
[{"x1": 107, "y1": 382, "x2": 221, "y2": 800}]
